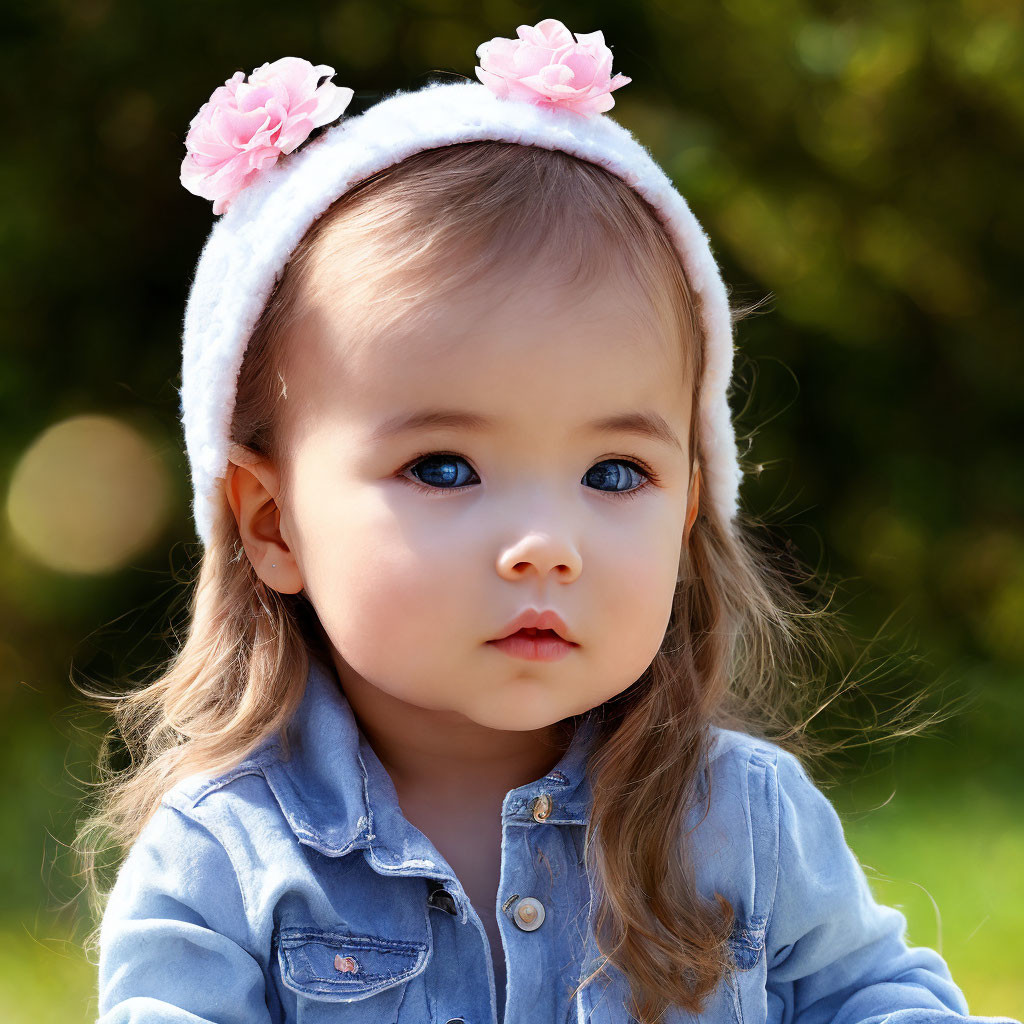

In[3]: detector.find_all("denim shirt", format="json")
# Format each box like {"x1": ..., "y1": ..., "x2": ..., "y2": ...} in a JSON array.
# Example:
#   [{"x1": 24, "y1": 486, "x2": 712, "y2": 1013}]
[{"x1": 97, "y1": 655, "x2": 1018, "y2": 1024}]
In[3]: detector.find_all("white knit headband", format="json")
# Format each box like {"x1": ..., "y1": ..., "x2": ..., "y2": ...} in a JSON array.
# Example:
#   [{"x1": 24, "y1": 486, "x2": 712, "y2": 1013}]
[{"x1": 179, "y1": 28, "x2": 743, "y2": 548}]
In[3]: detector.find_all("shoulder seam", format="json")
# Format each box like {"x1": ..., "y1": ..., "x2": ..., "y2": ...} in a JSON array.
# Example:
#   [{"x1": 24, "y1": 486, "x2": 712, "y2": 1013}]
[
  {"x1": 159, "y1": 794, "x2": 255, "y2": 924},
  {"x1": 162, "y1": 758, "x2": 273, "y2": 812},
  {"x1": 191, "y1": 764, "x2": 269, "y2": 808}
]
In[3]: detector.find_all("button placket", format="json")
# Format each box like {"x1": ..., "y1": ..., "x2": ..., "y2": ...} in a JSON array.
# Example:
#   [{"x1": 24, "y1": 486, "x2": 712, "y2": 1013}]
[{"x1": 496, "y1": 794, "x2": 554, "y2": 938}]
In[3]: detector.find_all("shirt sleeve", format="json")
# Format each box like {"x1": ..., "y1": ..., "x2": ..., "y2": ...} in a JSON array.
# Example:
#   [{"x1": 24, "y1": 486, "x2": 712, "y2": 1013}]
[
  {"x1": 764, "y1": 747, "x2": 1020, "y2": 1024},
  {"x1": 97, "y1": 800, "x2": 273, "y2": 1024}
]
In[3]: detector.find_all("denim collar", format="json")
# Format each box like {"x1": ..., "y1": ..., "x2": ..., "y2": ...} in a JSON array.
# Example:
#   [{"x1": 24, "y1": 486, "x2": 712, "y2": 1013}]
[{"x1": 251, "y1": 654, "x2": 600, "y2": 892}]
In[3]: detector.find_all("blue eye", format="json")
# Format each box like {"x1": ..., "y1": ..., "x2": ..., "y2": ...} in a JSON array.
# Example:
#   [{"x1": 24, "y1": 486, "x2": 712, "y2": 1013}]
[
  {"x1": 399, "y1": 452, "x2": 657, "y2": 499},
  {"x1": 404, "y1": 452, "x2": 478, "y2": 489},
  {"x1": 585, "y1": 462, "x2": 647, "y2": 497}
]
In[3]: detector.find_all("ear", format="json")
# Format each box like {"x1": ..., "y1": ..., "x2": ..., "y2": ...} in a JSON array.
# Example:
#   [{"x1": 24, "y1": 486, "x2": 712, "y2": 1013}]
[
  {"x1": 682, "y1": 461, "x2": 701, "y2": 550},
  {"x1": 223, "y1": 449, "x2": 304, "y2": 595}
]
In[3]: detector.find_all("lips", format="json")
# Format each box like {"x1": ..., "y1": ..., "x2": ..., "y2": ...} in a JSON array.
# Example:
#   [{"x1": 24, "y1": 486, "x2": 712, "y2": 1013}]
[{"x1": 490, "y1": 608, "x2": 577, "y2": 645}]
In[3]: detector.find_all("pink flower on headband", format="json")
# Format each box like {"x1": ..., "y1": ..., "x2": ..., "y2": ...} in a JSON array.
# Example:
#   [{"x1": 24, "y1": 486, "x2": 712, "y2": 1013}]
[
  {"x1": 180, "y1": 57, "x2": 354, "y2": 215},
  {"x1": 475, "y1": 18, "x2": 631, "y2": 117}
]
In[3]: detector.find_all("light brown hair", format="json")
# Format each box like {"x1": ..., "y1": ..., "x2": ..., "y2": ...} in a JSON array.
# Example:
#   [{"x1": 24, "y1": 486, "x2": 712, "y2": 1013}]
[{"x1": 71, "y1": 141, "x2": 943, "y2": 1023}]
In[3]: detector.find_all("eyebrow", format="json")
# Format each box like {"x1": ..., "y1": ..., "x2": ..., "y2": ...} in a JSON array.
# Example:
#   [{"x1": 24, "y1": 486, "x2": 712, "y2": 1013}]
[{"x1": 369, "y1": 408, "x2": 683, "y2": 451}]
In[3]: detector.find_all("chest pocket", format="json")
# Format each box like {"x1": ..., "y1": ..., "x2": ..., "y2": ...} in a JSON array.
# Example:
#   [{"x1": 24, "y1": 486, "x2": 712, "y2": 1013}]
[{"x1": 274, "y1": 925, "x2": 430, "y2": 1023}]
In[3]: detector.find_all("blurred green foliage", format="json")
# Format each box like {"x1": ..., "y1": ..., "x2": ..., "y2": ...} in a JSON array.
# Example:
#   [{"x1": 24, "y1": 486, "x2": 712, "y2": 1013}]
[{"x1": 1, "y1": 0, "x2": 1021, "y2": 1018}]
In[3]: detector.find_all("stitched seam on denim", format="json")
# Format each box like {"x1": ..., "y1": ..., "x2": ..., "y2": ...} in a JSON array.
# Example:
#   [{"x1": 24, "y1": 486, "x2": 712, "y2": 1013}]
[
  {"x1": 189, "y1": 765, "x2": 267, "y2": 807},
  {"x1": 161, "y1": 801, "x2": 255, "y2": 928},
  {"x1": 728, "y1": 962, "x2": 744, "y2": 1024},
  {"x1": 357, "y1": 745, "x2": 375, "y2": 842},
  {"x1": 279, "y1": 928, "x2": 425, "y2": 951},
  {"x1": 394, "y1": 972, "x2": 412, "y2": 1016},
  {"x1": 727, "y1": 740, "x2": 776, "y2": 973},
  {"x1": 762, "y1": 748, "x2": 783, "y2": 948}
]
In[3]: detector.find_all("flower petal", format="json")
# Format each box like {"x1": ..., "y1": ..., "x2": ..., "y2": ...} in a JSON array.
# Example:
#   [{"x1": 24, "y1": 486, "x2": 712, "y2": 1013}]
[
  {"x1": 474, "y1": 18, "x2": 629, "y2": 118},
  {"x1": 311, "y1": 83, "x2": 353, "y2": 128},
  {"x1": 475, "y1": 65, "x2": 511, "y2": 98},
  {"x1": 180, "y1": 55, "x2": 356, "y2": 213}
]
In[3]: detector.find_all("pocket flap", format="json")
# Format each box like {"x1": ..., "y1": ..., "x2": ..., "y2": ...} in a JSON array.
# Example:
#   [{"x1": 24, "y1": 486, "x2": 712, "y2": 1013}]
[{"x1": 276, "y1": 927, "x2": 430, "y2": 1001}]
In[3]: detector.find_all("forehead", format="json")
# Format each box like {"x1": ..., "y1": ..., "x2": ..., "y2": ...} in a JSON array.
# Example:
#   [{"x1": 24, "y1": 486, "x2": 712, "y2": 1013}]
[{"x1": 282, "y1": 260, "x2": 695, "y2": 443}]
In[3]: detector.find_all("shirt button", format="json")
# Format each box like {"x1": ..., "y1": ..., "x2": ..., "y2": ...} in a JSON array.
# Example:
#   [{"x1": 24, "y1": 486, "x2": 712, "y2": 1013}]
[
  {"x1": 512, "y1": 896, "x2": 546, "y2": 931},
  {"x1": 531, "y1": 793, "x2": 553, "y2": 821},
  {"x1": 334, "y1": 954, "x2": 359, "y2": 973},
  {"x1": 445, "y1": 1019, "x2": 466, "y2": 1024}
]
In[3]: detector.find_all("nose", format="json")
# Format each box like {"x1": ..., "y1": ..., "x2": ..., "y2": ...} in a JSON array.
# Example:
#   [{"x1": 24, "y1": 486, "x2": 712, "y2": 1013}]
[{"x1": 496, "y1": 531, "x2": 582, "y2": 581}]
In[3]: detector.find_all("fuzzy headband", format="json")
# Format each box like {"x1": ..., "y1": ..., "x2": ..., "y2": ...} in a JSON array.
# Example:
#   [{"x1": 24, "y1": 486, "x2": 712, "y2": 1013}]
[{"x1": 179, "y1": 22, "x2": 744, "y2": 547}]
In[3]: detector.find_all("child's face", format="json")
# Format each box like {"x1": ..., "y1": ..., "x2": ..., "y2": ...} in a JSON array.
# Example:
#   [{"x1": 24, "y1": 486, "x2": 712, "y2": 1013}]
[{"x1": 232, "y1": 259, "x2": 699, "y2": 735}]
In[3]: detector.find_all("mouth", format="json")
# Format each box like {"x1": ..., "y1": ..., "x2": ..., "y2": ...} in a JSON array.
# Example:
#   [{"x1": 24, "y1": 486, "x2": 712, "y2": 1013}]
[
  {"x1": 490, "y1": 608, "x2": 577, "y2": 645},
  {"x1": 490, "y1": 627, "x2": 577, "y2": 644},
  {"x1": 486, "y1": 627, "x2": 578, "y2": 662}
]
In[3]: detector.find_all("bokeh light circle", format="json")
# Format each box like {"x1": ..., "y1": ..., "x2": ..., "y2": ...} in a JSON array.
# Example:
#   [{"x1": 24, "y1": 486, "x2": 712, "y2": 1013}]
[{"x1": 6, "y1": 414, "x2": 171, "y2": 574}]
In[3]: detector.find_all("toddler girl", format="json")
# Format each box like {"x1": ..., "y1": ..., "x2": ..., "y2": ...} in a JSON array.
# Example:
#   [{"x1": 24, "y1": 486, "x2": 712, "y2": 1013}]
[{"x1": 84, "y1": 20, "x2": 1020, "y2": 1024}]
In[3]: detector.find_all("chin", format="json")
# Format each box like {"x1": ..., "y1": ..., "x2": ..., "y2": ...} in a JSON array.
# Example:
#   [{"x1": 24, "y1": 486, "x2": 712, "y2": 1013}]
[{"x1": 464, "y1": 691, "x2": 579, "y2": 733}]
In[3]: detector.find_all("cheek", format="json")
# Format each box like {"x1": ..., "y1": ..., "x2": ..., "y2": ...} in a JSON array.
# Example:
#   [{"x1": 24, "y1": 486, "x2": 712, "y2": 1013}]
[
  {"x1": 295, "y1": 489, "x2": 479, "y2": 678},
  {"x1": 589, "y1": 507, "x2": 681, "y2": 676}
]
